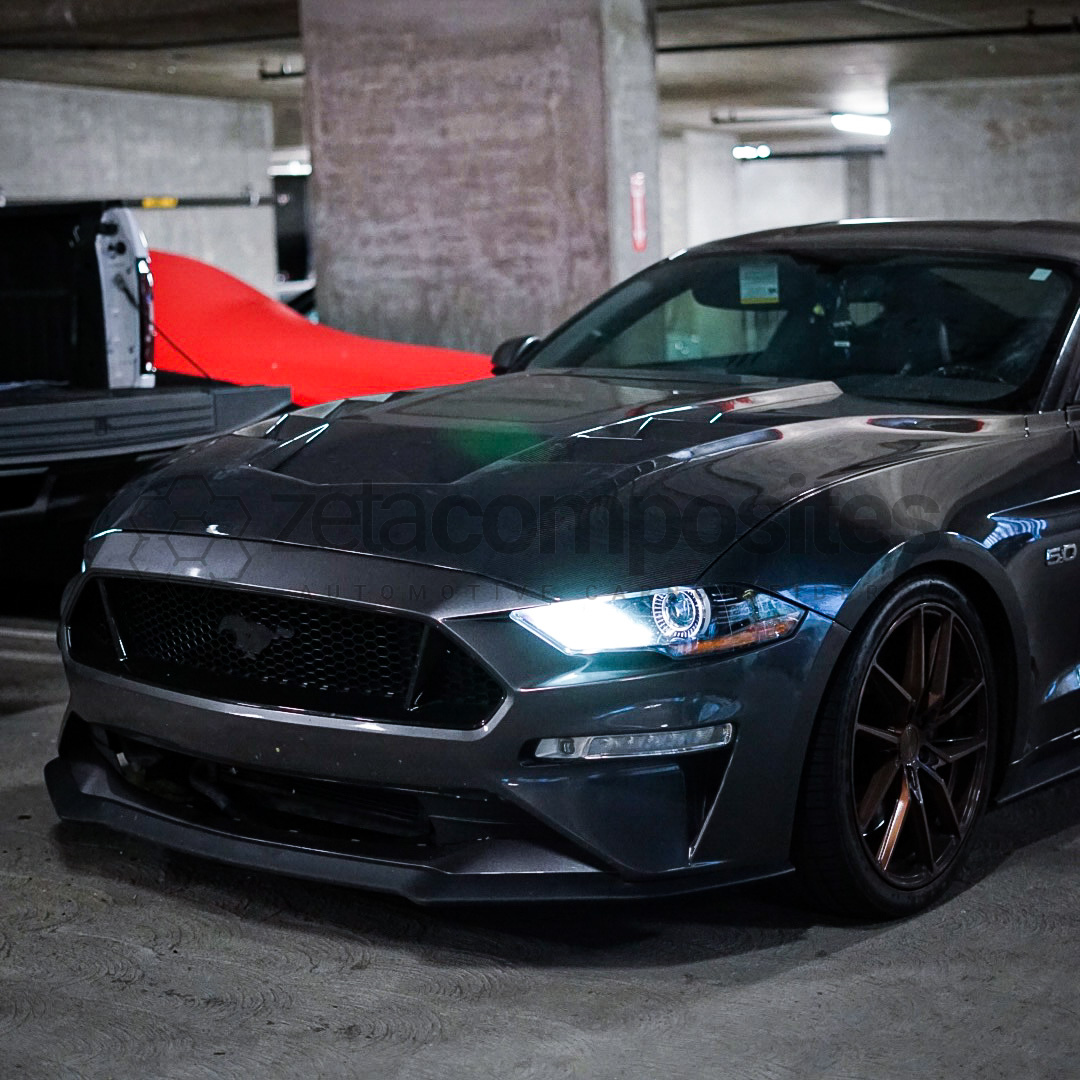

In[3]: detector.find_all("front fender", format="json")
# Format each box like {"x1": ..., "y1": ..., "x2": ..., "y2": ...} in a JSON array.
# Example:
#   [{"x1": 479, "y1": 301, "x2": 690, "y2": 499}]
[{"x1": 706, "y1": 481, "x2": 1035, "y2": 768}]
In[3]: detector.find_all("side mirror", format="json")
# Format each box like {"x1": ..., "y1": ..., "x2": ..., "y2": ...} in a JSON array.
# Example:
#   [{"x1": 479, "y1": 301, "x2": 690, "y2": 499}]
[{"x1": 491, "y1": 335, "x2": 540, "y2": 376}]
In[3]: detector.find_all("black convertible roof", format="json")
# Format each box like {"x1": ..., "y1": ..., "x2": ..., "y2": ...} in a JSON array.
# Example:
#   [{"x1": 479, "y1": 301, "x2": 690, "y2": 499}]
[{"x1": 697, "y1": 219, "x2": 1080, "y2": 263}]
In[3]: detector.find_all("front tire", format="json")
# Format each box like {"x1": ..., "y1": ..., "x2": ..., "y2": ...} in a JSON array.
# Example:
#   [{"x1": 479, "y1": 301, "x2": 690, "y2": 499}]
[{"x1": 794, "y1": 577, "x2": 997, "y2": 917}]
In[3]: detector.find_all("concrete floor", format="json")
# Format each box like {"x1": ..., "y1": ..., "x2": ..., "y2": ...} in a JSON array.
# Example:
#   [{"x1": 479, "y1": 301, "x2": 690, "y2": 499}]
[{"x1": 2, "y1": 605, "x2": 1080, "y2": 1079}]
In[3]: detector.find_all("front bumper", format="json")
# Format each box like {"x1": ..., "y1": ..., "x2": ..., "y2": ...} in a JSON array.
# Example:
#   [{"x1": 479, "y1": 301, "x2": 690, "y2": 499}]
[
  {"x1": 47, "y1": 531, "x2": 847, "y2": 902},
  {"x1": 46, "y1": 735, "x2": 792, "y2": 903}
]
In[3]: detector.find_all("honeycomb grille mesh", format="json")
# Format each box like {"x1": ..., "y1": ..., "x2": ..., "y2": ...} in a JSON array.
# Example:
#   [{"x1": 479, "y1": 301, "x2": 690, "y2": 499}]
[
  {"x1": 71, "y1": 577, "x2": 504, "y2": 729},
  {"x1": 109, "y1": 577, "x2": 421, "y2": 701}
]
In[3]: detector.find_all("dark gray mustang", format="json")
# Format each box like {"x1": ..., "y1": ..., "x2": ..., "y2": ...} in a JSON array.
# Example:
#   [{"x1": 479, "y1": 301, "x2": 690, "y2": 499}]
[{"x1": 48, "y1": 220, "x2": 1080, "y2": 916}]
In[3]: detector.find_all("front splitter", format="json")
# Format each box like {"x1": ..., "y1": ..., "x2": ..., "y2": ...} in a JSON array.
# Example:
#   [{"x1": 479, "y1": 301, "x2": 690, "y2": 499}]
[{"x1": 45, "y1": 755, "x2": 792, "y2": 905}]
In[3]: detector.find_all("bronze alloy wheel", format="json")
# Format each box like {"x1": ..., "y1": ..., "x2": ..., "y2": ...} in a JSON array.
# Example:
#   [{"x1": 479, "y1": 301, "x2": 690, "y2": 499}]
[
  {"x1": 794, "y1": 577, "x2": 998, "y2": 917},
  {"x1": 851, "y1": 602, "x2": 990, "y2": 889}
]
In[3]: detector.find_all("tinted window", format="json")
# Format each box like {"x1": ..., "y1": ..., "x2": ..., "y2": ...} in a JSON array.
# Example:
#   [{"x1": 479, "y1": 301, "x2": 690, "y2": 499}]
[{"x1": 527, "y1": 252, "x2": 1074, "y2": 406}]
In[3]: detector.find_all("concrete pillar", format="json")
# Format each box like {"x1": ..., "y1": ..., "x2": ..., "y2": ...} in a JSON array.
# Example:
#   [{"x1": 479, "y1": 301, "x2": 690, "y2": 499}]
[
  {"x1": 846, "y1": 155, "x2": 872, "y2": 219},
  {"x1": 300, "y1": 0, "x2": 660, "y2": 352}
]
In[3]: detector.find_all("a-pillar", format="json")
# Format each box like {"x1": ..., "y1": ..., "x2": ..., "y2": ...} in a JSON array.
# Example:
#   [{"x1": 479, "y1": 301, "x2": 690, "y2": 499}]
[{"x1": 300, "y1": 0, "x2": 660, "y2": 352}]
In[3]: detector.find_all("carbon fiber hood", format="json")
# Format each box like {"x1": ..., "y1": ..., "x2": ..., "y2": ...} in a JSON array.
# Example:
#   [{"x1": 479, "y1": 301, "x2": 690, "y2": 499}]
[{"x1": 100, "y1": 371, "x2": 1022, "y2": 599}]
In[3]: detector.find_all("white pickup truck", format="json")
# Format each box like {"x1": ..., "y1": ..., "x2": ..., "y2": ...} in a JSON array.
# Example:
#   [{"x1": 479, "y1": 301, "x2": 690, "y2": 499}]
[{"x1": 0, "y1": 201, "x2": 289, "y2": 536}]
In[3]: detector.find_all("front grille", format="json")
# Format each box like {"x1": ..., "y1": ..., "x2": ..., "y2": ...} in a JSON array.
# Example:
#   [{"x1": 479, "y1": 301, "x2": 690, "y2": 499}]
[
  {"x1": 69, "y1": 576, "x2": 505, "y2": 729},
  {"x1": 110, "y1": 576, "x2": 422, "y2": 705}
]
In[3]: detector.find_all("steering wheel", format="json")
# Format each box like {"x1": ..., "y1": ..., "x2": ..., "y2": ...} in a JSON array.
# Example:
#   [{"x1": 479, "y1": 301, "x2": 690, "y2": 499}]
[{"x1": 929, "y1": 363, "x2": 1010, "y2": 384}]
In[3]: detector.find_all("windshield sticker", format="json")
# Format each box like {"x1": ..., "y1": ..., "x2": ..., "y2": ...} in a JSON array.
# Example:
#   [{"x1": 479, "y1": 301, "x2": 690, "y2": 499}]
[
  {"x1": 1030, "y1": 267, "x2": 1053, "y2": 282},
  {"x1": 739, "y1": 263, "x2": 780, "y2": 304}
]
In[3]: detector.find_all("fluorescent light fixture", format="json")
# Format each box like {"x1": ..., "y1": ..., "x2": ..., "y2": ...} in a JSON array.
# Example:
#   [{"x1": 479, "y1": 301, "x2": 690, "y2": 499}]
[
  {"x1": 268, "y1": 160, "x2": 313, "y2": 177},
  {"x1": 831, "y1": 113, "x2": 891, "y2": 137},
  {"x1": 732, "y1": 143, "x2": 772, "y2": 160},
  {"x1": 535, "y1": 723, "x2": 734, "y2": 761}
]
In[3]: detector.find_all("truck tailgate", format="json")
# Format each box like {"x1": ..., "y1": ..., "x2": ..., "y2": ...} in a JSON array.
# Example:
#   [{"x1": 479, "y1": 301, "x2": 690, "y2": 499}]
[{"x1": 0, "y1": 384, "x2": 289, "y2": 467}]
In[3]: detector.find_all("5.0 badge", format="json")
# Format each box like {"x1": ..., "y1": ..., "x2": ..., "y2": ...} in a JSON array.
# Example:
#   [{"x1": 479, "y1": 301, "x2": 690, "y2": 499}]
[{"x1": 1046, "y1": 543, "x2": 1078, "y2": 565}]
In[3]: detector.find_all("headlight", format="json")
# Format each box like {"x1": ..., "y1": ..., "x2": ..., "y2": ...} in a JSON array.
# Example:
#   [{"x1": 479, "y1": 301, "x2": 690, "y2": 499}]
[{"x1": 510, "y1": 585, "x2": 803, "y2": 659}]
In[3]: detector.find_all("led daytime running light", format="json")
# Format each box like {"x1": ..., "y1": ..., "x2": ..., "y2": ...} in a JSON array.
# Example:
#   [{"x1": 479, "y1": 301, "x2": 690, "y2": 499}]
[{"x1": 535, "y1": 722, "x2": 734, "y2": 761}]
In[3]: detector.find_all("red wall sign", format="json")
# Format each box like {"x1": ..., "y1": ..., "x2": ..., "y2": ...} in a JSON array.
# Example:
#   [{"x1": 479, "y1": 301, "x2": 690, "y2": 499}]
[{"x1": 630, "y1": 171, "x2": 647, "y2": 253}]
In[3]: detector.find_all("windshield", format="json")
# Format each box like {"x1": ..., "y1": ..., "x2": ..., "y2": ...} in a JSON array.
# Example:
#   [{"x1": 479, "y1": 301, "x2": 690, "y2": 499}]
[{"x1": 526, "y1": 250, "x2": 1074, "y2": 406}]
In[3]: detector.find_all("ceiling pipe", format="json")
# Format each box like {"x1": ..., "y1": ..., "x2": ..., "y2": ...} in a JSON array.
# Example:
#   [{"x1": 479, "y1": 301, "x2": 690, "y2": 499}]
[
  {"x1": 709, "y1": 110, "x2": 833, "y2": 126},
  {"x1": 659, "y1": 0, "x2": 843, "y2": 10},
  {"x1": 657, "y1": 15, "x2": 1080, "y2": 53},
  {"x1": 0, "y1": 33, "x2": 297, "y2": 52},
  {"x1": 738, "y1": 147, "x2": 887, "y2": 161}
]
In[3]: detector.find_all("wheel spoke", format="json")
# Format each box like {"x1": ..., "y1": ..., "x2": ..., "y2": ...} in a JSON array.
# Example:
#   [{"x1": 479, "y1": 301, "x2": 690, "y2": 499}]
[
  {"x1": 927, "y1": 734, "x2": 987, "y2": 765},
  {"x1": 901, "y1": 609, "x2": 926, "y2": 700},
  {"x1": 871, "y1": 662, "x2": 915, "y2": 709},
  {"x1": 854, "y1": 722, "x2": 901, "y2": 747},
  {"x1": 926, "y1": 610, "x2": 954, "y2": 717},
  {"x1": 917, "y1": 763, "x2": 963, "y2": 836},
  {"x1": 876, "y1": 772, "x2": 911, "y2": 871},
  {"x1": 908, "y1": 767, "x2": 938, "y2": 866},
  {"x1": 930, "y1": 678, "x2": 986, "y2": 733},
  {"x1": 857, "y1": 759, "x2": 901, "y2": 831}
]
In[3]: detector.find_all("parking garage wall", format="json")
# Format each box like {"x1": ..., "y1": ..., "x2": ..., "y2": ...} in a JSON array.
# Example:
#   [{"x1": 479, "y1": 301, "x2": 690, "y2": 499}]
[
  {"x1": 660, "y1": 130, "x2": 855, "y2": 253},
  {"x1": 888, "y1": 75, "x2": 1080, "y2": 221},
  {"x1": 0, "y1": 79, "x2": 275, "y2": 293}
]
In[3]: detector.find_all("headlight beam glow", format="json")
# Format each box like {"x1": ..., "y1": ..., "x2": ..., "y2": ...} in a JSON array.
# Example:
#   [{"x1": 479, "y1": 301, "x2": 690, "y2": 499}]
[{"x1": 511, "y1": 585, "x2": 803, "y2": 660}]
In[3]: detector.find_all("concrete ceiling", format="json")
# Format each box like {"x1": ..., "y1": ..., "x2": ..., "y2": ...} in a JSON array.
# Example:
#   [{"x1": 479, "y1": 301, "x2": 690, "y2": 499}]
[
  {"x1": 0, "y1": 0, "x2": 301, "y2": 107},
  {"x1": 657, "y1": 0, "x2": 1080, "y2": 142},
  {"x1": 0, "y1": 1, "x2": 298, "y2": 47},
  {"x1": 1, "y1": 1, "x2": 1079, "y2": 147}
]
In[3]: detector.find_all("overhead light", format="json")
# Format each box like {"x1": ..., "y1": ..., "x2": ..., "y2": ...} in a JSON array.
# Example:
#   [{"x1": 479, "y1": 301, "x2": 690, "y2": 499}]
[
  {"x1": 732, "y1": 144, "x2": 772, "y2": 160},
  {"x1": 268, "y1": 160, "x2": 313, "y2": 177},
  {"x1": 269, "y1": 148, "x2": 313, "y2": 178},
  {"x1": 259, "y1": 60, "x2": 306, "y2": 81},
  {"x1": 831, "y1": 113, "x2": 891, "y2": 137}
]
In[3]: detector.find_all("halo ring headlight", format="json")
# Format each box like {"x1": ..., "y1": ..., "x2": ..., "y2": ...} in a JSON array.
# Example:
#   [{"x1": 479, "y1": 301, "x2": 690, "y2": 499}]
[{"x1": 651, "y1": 587, "x2": 710, "y2": 641}]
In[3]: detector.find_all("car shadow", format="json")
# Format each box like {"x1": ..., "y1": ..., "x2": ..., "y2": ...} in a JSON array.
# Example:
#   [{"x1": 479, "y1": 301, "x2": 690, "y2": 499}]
[
  {"x1": 43, "y1": 767, "x2": 1080, "y2": 974},
  {"x1": 955, "y1": 764, "x2": 1080, "y2": 887}
]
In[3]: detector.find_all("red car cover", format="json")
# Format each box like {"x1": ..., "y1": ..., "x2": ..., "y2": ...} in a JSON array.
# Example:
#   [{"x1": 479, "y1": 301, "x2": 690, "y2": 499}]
[{"x1": 150, "y1": 250, "x2": 491, "y2": 406}]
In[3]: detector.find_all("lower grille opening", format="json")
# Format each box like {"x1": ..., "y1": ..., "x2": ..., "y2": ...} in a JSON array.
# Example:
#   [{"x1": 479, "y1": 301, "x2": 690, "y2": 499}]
[
  {"x1": 67, "y1": 575, "x2": 506, "y2": 730},
  {"x1": 86, "y1": 724, "x2": 553, "y2": 857}
]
